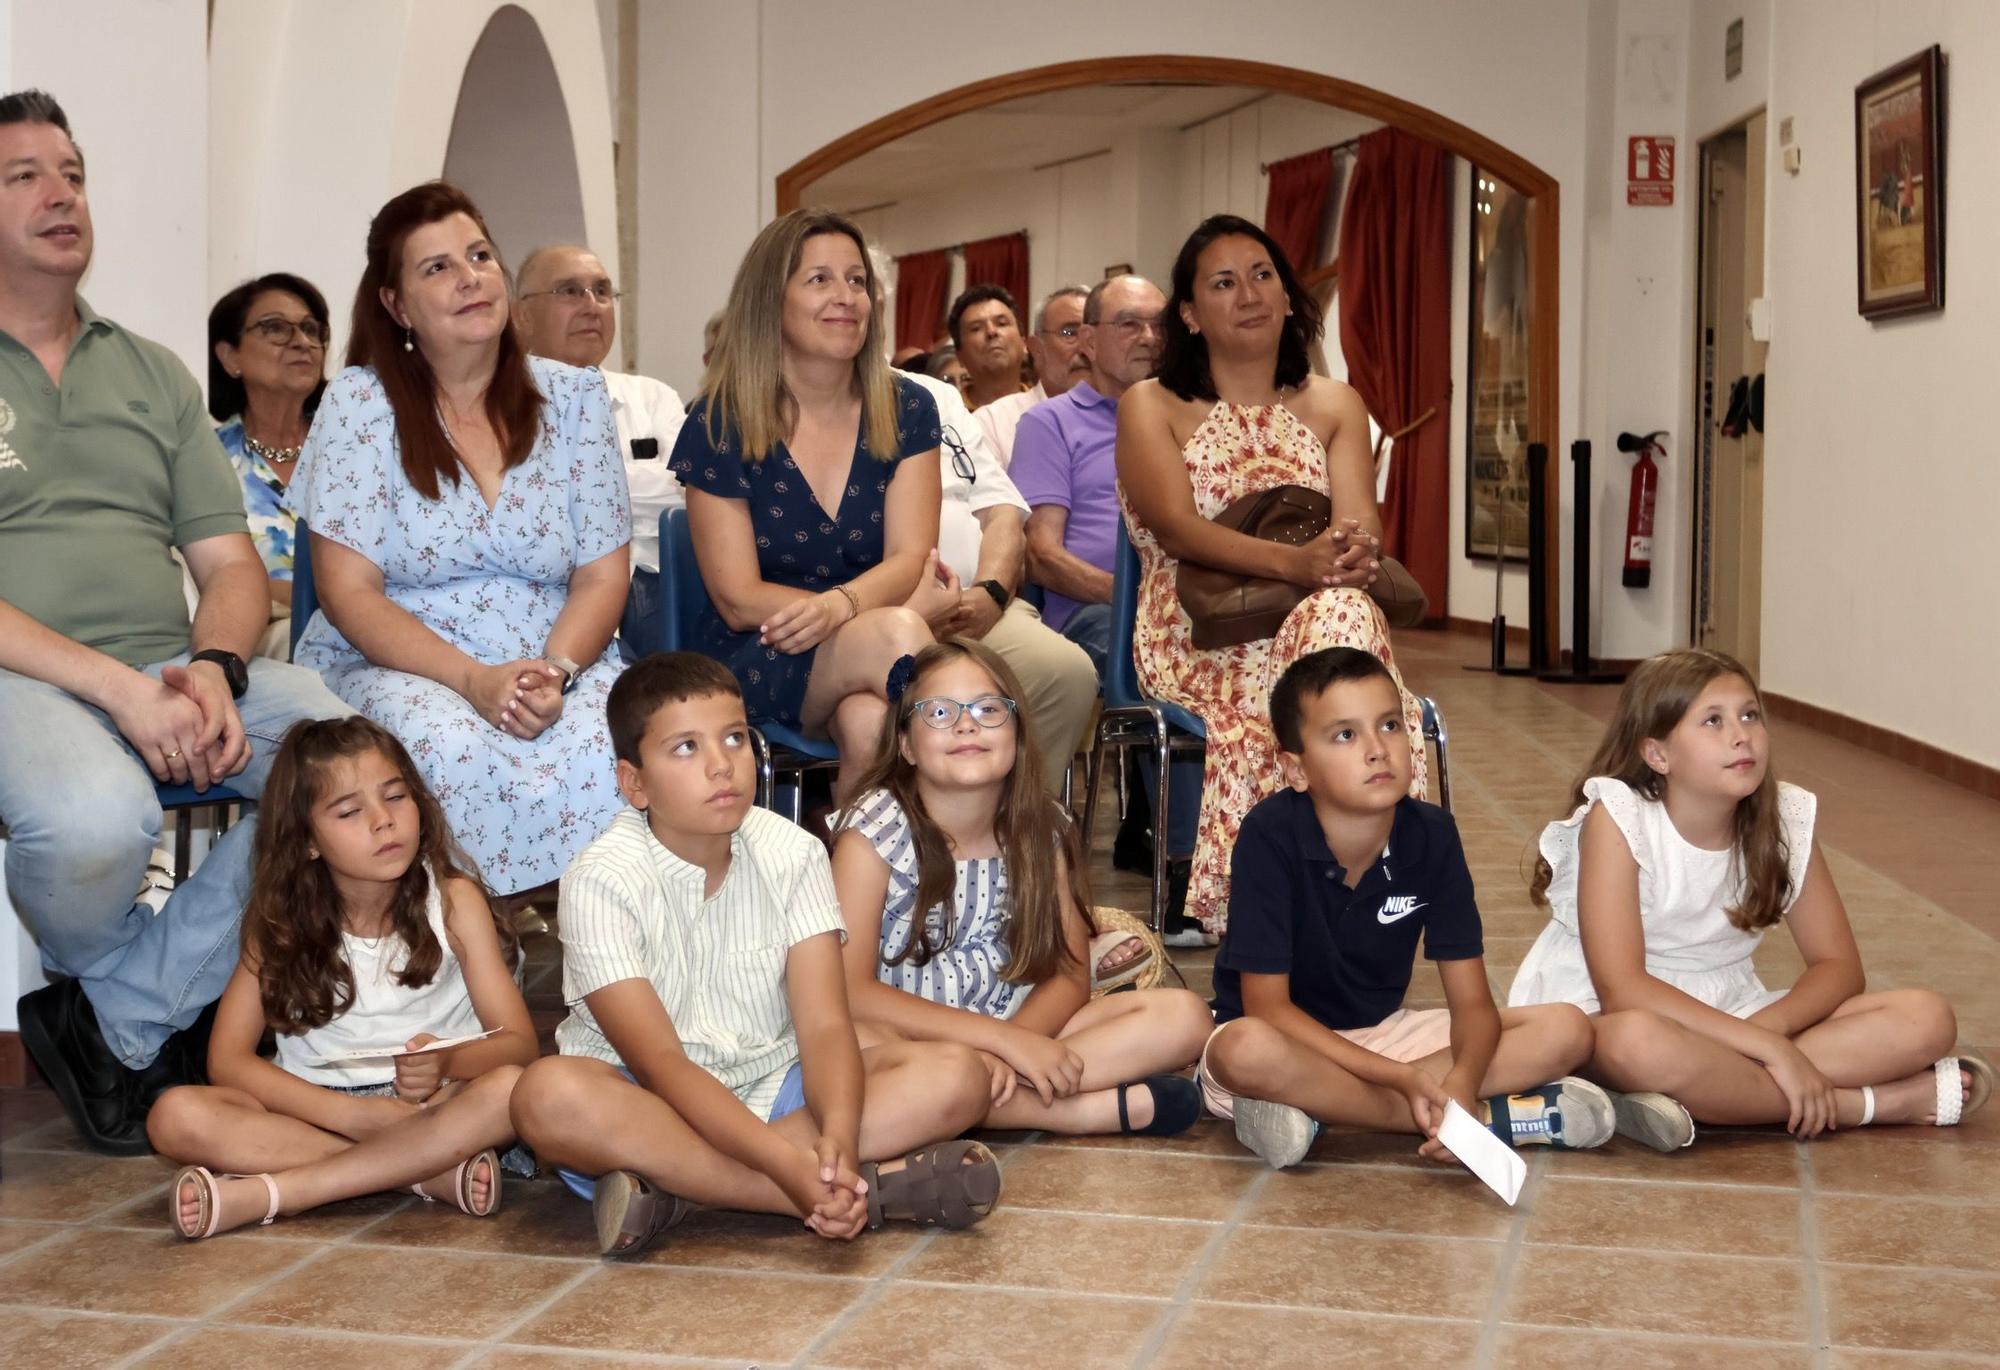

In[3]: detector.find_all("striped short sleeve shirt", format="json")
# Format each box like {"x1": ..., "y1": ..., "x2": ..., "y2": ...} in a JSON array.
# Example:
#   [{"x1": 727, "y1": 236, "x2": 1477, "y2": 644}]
[{"x1": 555, "y1": 806, "x2": 846, "y2": 1117}]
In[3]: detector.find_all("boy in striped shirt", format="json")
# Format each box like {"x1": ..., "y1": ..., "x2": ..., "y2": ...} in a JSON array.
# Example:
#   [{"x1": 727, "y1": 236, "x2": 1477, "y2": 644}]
[{"x1": 511, "y1": 653, "x2": 1002, "y2": 1256}]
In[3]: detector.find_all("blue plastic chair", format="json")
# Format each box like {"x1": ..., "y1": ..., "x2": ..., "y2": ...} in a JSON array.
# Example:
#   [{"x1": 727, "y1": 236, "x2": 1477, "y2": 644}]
[
  {"x1": 155, "y1": 781, "x2": 249, "y2": 883},
  {"x1": 289, "y1": 521, "x2": 319, "y2": 657},
  {"x1": 660, "y1": 508, "x2": 839, "y2": 820},
  {"x1": 1079, "y1": 523, "x2": 1208, "y2": 934}
]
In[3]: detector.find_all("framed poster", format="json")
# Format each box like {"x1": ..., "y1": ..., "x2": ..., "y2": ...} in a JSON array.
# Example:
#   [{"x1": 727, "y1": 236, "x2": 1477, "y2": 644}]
[
  {"x1": 1464, "y1": 170, "x2": 1531, "y2": 562},
  {"x1": 1856, "y1": 45, "x2": 1945, "y2": 319}
]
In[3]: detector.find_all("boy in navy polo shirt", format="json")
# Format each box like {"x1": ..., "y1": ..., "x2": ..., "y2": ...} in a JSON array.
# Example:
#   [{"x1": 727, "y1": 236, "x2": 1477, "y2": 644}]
[{"x1": 1200, "y1": 648, "x2": 1621, "y2": 1170}]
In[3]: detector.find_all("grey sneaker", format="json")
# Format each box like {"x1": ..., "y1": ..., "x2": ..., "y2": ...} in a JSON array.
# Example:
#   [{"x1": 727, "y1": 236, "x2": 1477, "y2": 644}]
[
  {"x1": 1233, "y1": 1097, "x2": 1321, "y2": 1169},
  {"x1": 1488, "y1": 1076, "x2": 1617, "y2": 1150},
  {"x1": 1610, "y1": 1089, "x2": 1696, "y2": 1150}
]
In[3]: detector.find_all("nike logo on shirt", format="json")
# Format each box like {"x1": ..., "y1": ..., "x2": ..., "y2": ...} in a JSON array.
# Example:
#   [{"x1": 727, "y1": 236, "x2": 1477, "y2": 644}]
[{"x1": 1377, "y1": 895, "x2": 1426, "y2": 924}]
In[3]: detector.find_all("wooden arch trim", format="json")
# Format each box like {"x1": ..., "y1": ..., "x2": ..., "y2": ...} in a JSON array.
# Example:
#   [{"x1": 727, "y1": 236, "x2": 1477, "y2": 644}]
[{"x1": 777, "y1": 55, "x2": 1562, "y2": 648}]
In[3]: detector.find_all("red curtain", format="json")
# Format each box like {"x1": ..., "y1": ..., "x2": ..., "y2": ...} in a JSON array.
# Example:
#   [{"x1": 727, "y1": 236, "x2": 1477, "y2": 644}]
[
  {"x1": 1337, "y1": 127, "x2": 1453, "y2": 614},
  {"x1": 894, "y1": 250, "x2": 951, "y2": 352},
  {"x1": 1263, "y1": 147, "x2": 1336, "y2": 273},
  {"x1": 961, "y1": 232, "x2": 1029, "y2": 318}
]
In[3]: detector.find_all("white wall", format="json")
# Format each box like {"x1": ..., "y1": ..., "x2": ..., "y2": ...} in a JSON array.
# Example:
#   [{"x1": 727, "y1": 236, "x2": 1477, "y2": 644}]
[
  {"x1": 5, "y1": 0, "x2": 209, "y2": 379},
  {"x1": 209, "y1": 0, "x2": 618, "y2": 362},
  {"x1": 442, "y1": 4, "x2": 590, "y2": 270},
  {"x1": 1760, "y1": 0, "x2": 2000, "y2": 766}
]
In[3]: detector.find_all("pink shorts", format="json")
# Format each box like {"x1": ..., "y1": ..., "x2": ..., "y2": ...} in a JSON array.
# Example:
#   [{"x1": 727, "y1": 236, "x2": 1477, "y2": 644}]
[{"x1": 1196, "y1": 1008, "x2": 1455, "y2": 1121}]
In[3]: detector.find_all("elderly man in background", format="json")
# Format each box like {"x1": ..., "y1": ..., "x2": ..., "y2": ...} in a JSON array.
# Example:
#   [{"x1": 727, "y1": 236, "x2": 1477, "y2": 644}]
[
  {"x1": 514, "y1": 244, "x2": 685, "y2": 660},
  {"x1": 975, "y1": 283, "x2": 1087, "y2": 467}
]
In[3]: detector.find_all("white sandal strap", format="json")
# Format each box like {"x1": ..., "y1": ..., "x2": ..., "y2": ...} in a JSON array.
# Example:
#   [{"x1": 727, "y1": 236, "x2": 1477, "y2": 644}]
[
  {"x1": 1935, "y1": 1057, "x2": 1965, "y2": 1127},
  {"x1": 1858, "y1": 1085, "x2": 1876, "y2": 1127},
  {"x1": 256, "y1": 1173, "x2": 282, "y2": 1225}
]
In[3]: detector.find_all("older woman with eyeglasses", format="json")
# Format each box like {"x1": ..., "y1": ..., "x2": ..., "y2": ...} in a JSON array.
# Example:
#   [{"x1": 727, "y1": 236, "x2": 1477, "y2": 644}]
[{"x1": 208, "y1": 273, "x2": 332, "y2": 658}]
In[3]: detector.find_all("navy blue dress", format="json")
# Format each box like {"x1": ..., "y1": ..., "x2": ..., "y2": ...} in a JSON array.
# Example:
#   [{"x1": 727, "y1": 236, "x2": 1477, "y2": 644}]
[{"x1": 668, "y1": 376, "x2": 940, "y2": 727}]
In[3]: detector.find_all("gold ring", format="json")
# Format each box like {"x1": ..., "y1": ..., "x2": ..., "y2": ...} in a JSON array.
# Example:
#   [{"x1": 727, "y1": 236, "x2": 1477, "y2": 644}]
[{"x1": 164, "y1": 749, "x2": 182, "y2": 760}]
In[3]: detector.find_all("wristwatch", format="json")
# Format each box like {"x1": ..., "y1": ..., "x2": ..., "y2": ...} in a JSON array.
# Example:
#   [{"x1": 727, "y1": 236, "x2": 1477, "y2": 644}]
[
  {"x1": 189, "y1": 649, "x2": 249, "y2": 700},
  {"x1": 547, "y1": 655, "x2": 583, "y2": 696},
  {"x1": 975, "y1": 580, "x2": 1011, "y2": 611}
]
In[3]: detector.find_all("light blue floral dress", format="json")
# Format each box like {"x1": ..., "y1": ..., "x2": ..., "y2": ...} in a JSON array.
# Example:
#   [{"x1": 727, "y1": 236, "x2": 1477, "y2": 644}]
[{"x1": 288, "y1": 359, "x2": 631, "y2": 892}]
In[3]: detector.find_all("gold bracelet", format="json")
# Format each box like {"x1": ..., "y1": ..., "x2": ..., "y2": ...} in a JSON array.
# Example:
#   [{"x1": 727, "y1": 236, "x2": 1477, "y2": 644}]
[{"x1": 834, "y1": 585, "x2": 861, "y2": 621}]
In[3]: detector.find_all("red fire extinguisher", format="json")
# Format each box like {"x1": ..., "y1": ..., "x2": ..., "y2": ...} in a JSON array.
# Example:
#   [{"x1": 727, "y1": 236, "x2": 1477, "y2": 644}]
[{"x1": 1616, "y1": 430, "x2": 1666, "y2": 588}]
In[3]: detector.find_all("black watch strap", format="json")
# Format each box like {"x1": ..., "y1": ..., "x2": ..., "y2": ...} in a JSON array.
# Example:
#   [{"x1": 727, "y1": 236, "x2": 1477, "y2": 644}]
[
  {"x1": 190, "y1": 649, "x2": 249, "y2": 699},
  {"x1": 976, "y1": 579, "x2": 1011, "y2": 610}
]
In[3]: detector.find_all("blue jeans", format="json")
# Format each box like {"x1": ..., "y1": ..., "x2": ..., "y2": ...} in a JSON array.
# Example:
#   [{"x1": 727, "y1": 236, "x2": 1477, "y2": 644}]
[
  {"x1": 1059, "y1": 603, "x2": 1199, "y2": 859},
  {"x1": 557, "y1": 1060, "x2": 808, "y2": 1201},
  {"x1": 0, "y1": 655, "x2": 351, "y2": 1067},
  {"x1": 617, "y1": 568, "x2": 666, "y2": 665}
]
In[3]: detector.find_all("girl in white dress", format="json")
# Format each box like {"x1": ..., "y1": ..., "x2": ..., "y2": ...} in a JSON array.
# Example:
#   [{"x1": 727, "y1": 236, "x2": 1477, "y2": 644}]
[
  {"x1": 147, "y1": 717, "x2": 539, "y2": 1238},
  {"x1": 1509, "y1": 649, "x2": 1991, "y2": 1145}
]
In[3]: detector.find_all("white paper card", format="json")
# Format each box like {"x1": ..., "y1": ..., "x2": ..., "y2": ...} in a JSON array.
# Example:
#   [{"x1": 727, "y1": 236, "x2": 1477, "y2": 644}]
[
  {"x1": 1438, "y1": 1099, "x2": 1526, "y2": 1206},
  {"x1": 324, "y1": 1027, "x2": 502, "y2": 1063}
]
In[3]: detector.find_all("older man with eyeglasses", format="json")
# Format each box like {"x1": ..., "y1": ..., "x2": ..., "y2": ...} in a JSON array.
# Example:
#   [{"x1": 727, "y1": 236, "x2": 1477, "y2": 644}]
[
  {"x1": 892, "y1": 362, "x2": 1095, "y2": 799},
  {"x1": 514, "y1": 244, "x2": 686, "y2": 660}
]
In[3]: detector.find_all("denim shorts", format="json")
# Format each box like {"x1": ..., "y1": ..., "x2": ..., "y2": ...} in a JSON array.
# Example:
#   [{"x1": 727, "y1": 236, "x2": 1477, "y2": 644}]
[{"x1": 557, "y1": 1061, "x2": 807, "y2": 1202}]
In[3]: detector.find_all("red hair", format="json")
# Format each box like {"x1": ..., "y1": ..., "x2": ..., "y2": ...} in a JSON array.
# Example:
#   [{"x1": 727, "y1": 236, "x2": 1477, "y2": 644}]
[{"x1": 345, "y1": 181, "x2": 542, "y2": 501}]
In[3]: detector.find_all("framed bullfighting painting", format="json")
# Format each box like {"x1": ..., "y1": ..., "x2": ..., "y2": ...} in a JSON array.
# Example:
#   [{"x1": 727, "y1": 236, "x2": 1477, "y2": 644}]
[{"x1": 1855, "y1": 45, "x2": 1944, "y2": 320}]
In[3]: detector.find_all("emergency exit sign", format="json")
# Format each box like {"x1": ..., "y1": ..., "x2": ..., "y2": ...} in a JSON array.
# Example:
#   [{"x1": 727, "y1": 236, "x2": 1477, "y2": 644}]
[{"x1": 1628, "y1": 136, "x2": 1675, "y2": 206}]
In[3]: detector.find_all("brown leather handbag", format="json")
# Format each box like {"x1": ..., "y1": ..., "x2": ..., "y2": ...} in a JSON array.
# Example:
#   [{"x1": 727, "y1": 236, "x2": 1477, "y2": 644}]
[{"x1": 1174, "y1": 484, "x2": 1429, "y2": 649}]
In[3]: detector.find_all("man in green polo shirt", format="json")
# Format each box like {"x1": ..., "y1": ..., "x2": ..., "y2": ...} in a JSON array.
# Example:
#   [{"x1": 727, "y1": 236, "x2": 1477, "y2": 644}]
[{"x1": 0, "y1": 90, "x2": 350, "y2": 1154}]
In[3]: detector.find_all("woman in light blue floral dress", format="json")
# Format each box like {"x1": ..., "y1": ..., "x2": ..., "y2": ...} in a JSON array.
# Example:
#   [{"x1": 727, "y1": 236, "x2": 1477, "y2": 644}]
[{"x1": 288, "y1": 183, "x2": 631, "y2": 894}]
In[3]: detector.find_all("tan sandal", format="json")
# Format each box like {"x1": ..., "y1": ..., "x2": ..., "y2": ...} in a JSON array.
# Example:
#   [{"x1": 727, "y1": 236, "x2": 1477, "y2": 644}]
[
  {"x1": 410, "y1": 1148, "x2": 502, "y2": 1216},
  {"x1": 171, "y1": 1166, "x2": 279, "y2": 1240}
]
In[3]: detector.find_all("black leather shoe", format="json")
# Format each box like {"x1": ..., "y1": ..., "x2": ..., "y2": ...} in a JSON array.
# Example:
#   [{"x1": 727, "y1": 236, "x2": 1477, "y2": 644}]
[
  {"x1": 131, "y1": 1001, "x2": 217, "y2": 1110},
  {"x1": 16, "y1": 979, "x2": 153, "y2": 1156}
]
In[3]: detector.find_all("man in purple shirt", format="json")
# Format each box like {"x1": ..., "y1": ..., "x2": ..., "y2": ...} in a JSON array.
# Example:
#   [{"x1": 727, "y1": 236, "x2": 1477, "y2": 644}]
[{"x1": 1011, "y1": 275, "x2": 1206, "y2": 943}]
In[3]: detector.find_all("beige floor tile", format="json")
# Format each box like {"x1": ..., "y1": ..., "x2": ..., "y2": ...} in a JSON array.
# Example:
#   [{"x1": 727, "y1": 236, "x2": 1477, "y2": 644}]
[
  {"x1": 1243, "y1": 1161, "x2": 1515, "y2": 1240},
  {"x1": 1525, "y1": 1176, "x2": 1803, "y2": 1257},
  {"x1": 1818, "y1": 1193, "x2": 2000, "y2": 1272},
  {"x1": 0, "y1": 1309, "x2": 180, "y2": 1368},
  {"x1": 997, "y1": 1145, "x2": 1258, "y2": 1221},
  {"x1": 1502, "y1": 1246, "x2": 1809, "y2": 1342},
  {"x1": 0, "y1": 1217, "x2": 64, "y2": 1260},
  {"x1": 1540, "y1": 1129, "x2": 1804, "y2": 1187},
  {"x1": 513, "y1": 1265, "x2": 862, "y2": 1361},
  {"x1": 809, "y1": 1282, "x2": 1166, "y2": 1369},
  {"x1": 1826, "y1": 1351, "x2": 2000, "y2": 1369},
  {"x1": 1053, "y1": 1115, "x2": 1254, "y2": 1159},
  {"x1": 1195, "y1": 1226, "x2": 1501, "y2": 1320},
  {"x1": 476, "y1": 1353, "x2": 720, "y2": 1369},
  {"x1": 0, "y1": 1148, "x2": 171, "y2": 1222},
  {"x1": 627, "y1": 1207, "x2": 926, "y2": 1277},
  {"x1": 899, "y1": 1208, "x2": 1211, "y2": 1297},
  {"x1": 1489, "y1": 1325, "x2": 1813, "y2": 1368},
  {"x1": 1811, "y1": 1131, "x2": 2000, "y2": 1198},
  {"x1": 1150, "y1": 1304, "x2": 1481, "y2": 1368},
  {"x1": 130, "y1": 1325, "x2": 471, "y2": 1368},
  {"x1": 224, "y1": 1245, "x2": 581, "y2": 1340},
  {"x1": 1822, "y1": 1264, "x2": 2000, "y2": 1356},
  {"x1": 359, "y1": 1175, "x2": 598, "y2": 1258},
  {"x1": 2, "y1": 1226, "x2": 311, "y2": 1318}
]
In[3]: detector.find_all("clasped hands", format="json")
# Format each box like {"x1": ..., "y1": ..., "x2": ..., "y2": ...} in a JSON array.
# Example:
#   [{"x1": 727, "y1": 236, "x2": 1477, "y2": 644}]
[
  {"x1": 111, "y1": 660, "x2": 251, "y2": 791},
  {"x1": 1291, "y1": 518, "x2": 1382, "y2": 591},
  {"x1": 467, "y1": 659, "x2": 569, "y2": 738}
]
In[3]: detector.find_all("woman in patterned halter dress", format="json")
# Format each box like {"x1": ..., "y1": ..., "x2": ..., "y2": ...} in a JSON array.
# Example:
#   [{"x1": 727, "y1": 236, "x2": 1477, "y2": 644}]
[{"x1": 1116, "y1": 216, "x2": 1426, "y2": 933}]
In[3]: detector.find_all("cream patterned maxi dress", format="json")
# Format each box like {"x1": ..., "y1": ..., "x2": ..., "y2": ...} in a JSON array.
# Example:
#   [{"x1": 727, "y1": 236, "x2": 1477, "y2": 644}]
[{"x1": 1120, "y1": 401, "x2": 1426, "y2": 933}]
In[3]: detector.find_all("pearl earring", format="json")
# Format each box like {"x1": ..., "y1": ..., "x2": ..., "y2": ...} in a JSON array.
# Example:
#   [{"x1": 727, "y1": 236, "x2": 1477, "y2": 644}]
[{"x1": 403, "y1": 328, "x2": 414, "y2": 353}]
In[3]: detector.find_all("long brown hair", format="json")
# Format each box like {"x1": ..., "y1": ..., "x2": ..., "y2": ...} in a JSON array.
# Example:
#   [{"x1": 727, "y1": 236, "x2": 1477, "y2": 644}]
[
  {"x1": 243, "y1": 717, "x2": 516, "y2": 1034},
  {"x1": 1530, "y1": 648, "x2": 1793, "y2": 931},
  {"x1": 839, "y1": 640, "x2": 1089, "y2": 984},
  {"x1": 345, "y1": 181, "x2": 543, "y2": 501},
  {"x1": 700, "y1": 208, "x2": 900, "y2": 464}
]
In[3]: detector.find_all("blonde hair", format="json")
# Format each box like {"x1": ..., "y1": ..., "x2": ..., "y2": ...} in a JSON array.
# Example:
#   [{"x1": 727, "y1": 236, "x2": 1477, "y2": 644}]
[
  {"x1": 1530, "y1": 648, "x2": 1794, "y2": 931},
  {"x1": 700, "y1": 208, "x2": 900, "y2": 464},
  {"x1": 838, "y1": 639, "x2": 1090, "y2": 986}
]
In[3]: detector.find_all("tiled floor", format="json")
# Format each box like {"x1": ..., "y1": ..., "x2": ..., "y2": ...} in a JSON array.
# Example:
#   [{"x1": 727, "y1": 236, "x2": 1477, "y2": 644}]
[{"x1": 4, "y1": 628, "x2": 1998, "y2": 1368}]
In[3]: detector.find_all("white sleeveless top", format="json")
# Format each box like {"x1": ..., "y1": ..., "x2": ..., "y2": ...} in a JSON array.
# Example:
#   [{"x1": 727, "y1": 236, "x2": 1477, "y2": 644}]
[
  {"x1": 272, "y1": 866, "x2": 484, "y2": 1087},
  {"x1": 1507, "y1": 777, "x2": 1816, "y2": 1017}
]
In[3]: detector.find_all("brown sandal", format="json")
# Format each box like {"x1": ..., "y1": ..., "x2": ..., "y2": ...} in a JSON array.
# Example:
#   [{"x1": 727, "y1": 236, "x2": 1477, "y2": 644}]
[
  {"x1": 592, "y1": 1168, "x2": 695, "y2": 1258},
  {"x1": 859, "y1": 1139, "x2": 1001, "y2": 1231}
]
